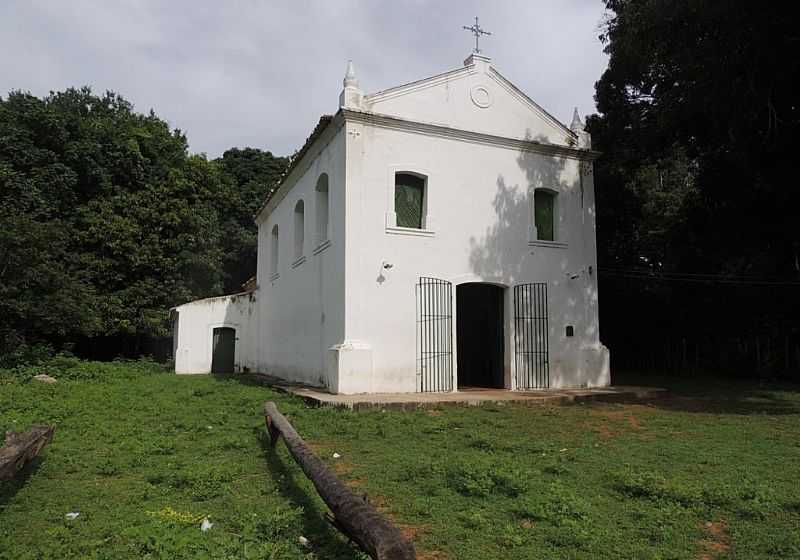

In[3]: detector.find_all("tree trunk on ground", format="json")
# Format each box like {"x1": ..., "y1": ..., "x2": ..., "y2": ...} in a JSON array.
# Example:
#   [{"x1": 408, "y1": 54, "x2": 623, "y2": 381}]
[
  {"x1": 264, "y1": 402, "x2": 416, "y2": 560},
  {"x1": 0, "y1": 425, "x2": 55, "y2": 480}
]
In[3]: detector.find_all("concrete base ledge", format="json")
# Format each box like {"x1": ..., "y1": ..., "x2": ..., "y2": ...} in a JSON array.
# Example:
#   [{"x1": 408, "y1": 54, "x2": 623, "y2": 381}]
[{"x1": 271, "y1": 385, "x2": 668, "y2": 411}]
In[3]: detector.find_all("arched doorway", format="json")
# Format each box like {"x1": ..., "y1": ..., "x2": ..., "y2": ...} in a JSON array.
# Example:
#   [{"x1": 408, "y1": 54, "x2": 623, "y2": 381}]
[
  {"x1": 456, "y1": 283, "x2": 505, "y2": 389},
  {"x1": 211, "y1": 327, "x2": 236, "y2": 374}
]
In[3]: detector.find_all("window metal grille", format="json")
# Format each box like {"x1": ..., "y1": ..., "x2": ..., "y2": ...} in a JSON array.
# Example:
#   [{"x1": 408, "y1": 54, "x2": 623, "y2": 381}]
[
  {"x1": 395, "y1": 174, "x2": 425, "y2": 229},
  {"x1": 534, "y1": 190, "x2": 555, "y2": 241}
]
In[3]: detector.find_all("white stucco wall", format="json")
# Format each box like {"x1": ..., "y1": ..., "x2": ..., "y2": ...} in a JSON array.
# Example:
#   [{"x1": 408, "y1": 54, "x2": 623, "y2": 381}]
[
  {"x1": 252, "y1": 122, "x2": 347, "y2": 388},
  {"x1": 339, "y1": 124, "x2": 608, "y2": 393},
  {"x1": 336, "y1": 56, "x2": 609, "y2": 393},
  {"x1": 173, "y1": 290, "x2": 258, "y2": 374}
]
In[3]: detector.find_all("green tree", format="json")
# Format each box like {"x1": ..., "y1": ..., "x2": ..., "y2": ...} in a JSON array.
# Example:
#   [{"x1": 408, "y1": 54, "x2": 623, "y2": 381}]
[
  {"x1": 215, "y1": 147, "x2": 287, "y2": 292},
  {"x1": 591, "y1": 0, "x2": 800, "y2": 274},
  {"x1": 0, "y1": 88, "x2": 228, "y2": 354},
  {"x1": 589, "y1": 1, "x2": 800, "y2": 374}
]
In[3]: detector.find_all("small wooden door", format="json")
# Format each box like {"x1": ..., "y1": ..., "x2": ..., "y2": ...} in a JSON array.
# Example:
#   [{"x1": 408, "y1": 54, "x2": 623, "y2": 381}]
[{"x1": 211, "y1": 327, "x2": 235, "y2": 373}]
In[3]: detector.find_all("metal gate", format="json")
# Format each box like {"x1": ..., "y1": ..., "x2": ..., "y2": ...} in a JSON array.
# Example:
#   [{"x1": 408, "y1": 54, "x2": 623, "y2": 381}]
[
  {"x1": 416, "y1": 277, "x2": 453, "y2": 392},
  {"x1": 514, "y1": 283, "x2": 550, "y2": 389}
]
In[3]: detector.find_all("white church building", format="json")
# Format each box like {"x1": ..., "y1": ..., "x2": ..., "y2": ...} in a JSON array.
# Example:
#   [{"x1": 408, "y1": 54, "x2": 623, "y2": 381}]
[{"x1": 172, "y1": 51, "x2": 610, "y2": 394}]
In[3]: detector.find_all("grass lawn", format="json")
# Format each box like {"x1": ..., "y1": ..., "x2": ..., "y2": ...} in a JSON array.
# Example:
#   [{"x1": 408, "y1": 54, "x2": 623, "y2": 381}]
[{"x1": 2, "y1": 361, "x2": 799, "y2": 559}]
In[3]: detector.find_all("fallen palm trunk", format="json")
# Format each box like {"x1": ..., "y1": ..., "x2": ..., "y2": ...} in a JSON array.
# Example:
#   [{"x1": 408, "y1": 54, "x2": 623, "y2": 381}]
[
  {"x1": 264, "y1": 402, "x2": 415, "y2": 560},
  {"x1": 0, "y1": 425, "x2": 55, "y2": 481}
]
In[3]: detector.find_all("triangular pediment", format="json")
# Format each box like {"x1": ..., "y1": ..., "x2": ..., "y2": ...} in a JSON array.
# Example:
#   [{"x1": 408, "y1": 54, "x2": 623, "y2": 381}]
[{"x1": 364, "y1": 57, "x2": 575, "y2": 147}]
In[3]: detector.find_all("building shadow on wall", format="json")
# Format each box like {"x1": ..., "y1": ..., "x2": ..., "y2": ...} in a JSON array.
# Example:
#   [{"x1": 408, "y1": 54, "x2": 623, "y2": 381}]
[
  {"x1": 466, "y1": 133, "x2": 607, "y2": 386},
  {"x1": 468, "y1": 132, "x2": 571, "y2": 283}
]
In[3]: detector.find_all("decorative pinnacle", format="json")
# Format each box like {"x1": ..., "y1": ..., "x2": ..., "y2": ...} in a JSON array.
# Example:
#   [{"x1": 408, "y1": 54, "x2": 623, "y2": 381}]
[
  {"x1": 343, "y1": 60, "x2": 358, "y2": 88},
  {"x1": 570, "y1": 107, "x2": 583, "y2": 130}
]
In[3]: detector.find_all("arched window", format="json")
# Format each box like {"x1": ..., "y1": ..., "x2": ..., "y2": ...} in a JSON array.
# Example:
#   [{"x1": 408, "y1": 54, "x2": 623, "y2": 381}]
[
  {"x1": 533, "y1": 189, "x2": 557, "y2": 241},
  {"x1": 294, "y1": 200, "x2": 305, "y2": 259},
  {"x1": 315, "y1": 174, "x2": 329, "y2": 243},
  {"x1": 395, "y1": 172, "x2": 426, "y2": 229},
  {"x1": 270, "y1": 224, "x2": 279, "y2": 276}
]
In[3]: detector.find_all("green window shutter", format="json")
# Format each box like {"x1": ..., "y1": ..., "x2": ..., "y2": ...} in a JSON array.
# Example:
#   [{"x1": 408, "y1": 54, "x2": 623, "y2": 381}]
[
  {"x1": 534, "y1": 190, "x2": 555, "y2": 241},
  {"x1": 395, "y1": 173, "x2": 425, "y2": 229}
]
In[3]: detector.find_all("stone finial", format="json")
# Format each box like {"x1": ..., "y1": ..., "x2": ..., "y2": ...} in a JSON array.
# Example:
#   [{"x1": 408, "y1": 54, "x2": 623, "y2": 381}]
[
  {"x1": 570, "y1": 107, "x2": 592, "y2": 149},
  {"x1": 343, "y1": 60, "x2": 358, "y2": 88},
  {"x1": 570, "y1": 107, "x2": 583, "y2": 131},
  {"x1": 339, "y1": 60, "x2": 364, "y2": 110}
]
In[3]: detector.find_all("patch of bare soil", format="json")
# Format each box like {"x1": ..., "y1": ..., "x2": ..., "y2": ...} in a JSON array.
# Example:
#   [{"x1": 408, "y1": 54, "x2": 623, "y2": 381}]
[
  {"x1": 396, "y1": 522, "x2": 430, "y2": 541},
  {"x1": 697, "y1": 520, "x2": 731, "y2": 560},
  {"x1": 343, "y1": 476, "x2": 365, "y2": 489},
  {"x1": 331, "y1": 459, "x2": 354, "y2": 476},
  {"x1": 605, "y1": 409, "x2": 643, "y2": 428},
  {"x1": 596, "y1": 422, "x2": 620, "y2": 440},
  {"x1": 417, "y1": 551, "x2": 451, "y2": 560},
  {"x1": 357, "y1": 495, "x2": 430, "y2": 552},
  {"x1": 588, "y1": 406, "x2": 647, "y2": 439},
  {"x1": 305, "y1": 440, "x2": 326, "y2": 455},
  {"x1": 365, "y1": 493, "x2": 388, "y2": 510}
]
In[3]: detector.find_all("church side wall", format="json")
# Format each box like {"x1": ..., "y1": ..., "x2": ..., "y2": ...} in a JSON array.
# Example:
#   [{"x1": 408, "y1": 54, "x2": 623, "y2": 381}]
[
  {"x1": 342, "y1": 123, "x2": 608, "y2": 393},
  {"x1": 253, "y1": 127, "x2": 347, "y2": 388}
]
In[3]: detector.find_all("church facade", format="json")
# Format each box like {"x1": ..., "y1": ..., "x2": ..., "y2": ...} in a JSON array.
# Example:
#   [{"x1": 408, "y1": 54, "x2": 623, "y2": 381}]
[{"x1": 172, "y1": 52, "x2": 610, "y2": 394}]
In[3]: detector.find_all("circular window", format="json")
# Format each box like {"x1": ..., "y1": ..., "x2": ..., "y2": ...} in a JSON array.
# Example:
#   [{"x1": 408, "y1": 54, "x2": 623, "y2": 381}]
[{"x1": 470, "y1": 85, "x2": 492, "y2": 108}]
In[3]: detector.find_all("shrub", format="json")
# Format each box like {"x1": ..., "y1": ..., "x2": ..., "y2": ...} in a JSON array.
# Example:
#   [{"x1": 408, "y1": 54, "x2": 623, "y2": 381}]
[
  {"x1": 448, "y1": 463, "x2": 495, "y2": 497},
  {"x1": 736, "y1": 482, "x2": 777, "y2": 520},
  {"x1": 188, "y1": 469, "x2": 235, "y2": 501},
  {"x1": 447, "y1": 460, "x2": 528, "y2": 498},
  {"x1": 0, "y1": 342, "x2": 54, "y2": 369},
  {"x1": 458, "y1": 510, "x2": 490, "y2": 529},
  {"x1": 615, "y1": 469, "x2": 697, "y2": 507},
  {"x1": 0, "y1": 355, "x2": 166, "y2": 383},
  {"x1": 515, "y1": 481, "x2": 589, "y2": 527}
]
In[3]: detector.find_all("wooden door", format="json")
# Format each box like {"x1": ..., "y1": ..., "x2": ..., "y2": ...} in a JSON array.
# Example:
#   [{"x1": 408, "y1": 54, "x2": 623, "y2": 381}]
[{"x1": 211, "y1": 327, "x2": 235, "y2": 374}]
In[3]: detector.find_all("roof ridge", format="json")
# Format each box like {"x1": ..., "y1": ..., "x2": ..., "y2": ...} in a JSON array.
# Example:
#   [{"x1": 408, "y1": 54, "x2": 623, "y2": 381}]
[
  {"x1": 365, "y1": 65, "x2": 471, "y2": 102},
  {"x1": 254, "y1": 114, "x2": 333, "y2": 220}
]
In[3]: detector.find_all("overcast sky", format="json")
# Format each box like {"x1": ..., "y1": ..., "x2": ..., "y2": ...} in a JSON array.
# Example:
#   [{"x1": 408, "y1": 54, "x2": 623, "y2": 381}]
[{"x1": 1, "y1": 1, "x2": 610, "y2": 157}]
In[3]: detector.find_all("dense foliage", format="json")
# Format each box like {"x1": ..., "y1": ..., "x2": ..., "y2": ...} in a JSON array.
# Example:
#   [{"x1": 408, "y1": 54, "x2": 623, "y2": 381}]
[
  {"x1": 217, "y1": 147, "x2": 287, "y2": 292},
  {"x1": 0, "y1": 88, "x2": 286, "y2": 359},
  {"x1": 589, "y1": 1, "x2": 800, "y2": 374},
  {"x1": 0, "y1": 354, "x2": 164, "y2": 385}
]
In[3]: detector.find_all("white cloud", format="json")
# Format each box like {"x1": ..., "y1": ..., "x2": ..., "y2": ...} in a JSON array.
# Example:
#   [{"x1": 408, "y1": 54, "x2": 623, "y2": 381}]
[{"x1": 0, "y1": 0, "x2": 609, "y2": 157}]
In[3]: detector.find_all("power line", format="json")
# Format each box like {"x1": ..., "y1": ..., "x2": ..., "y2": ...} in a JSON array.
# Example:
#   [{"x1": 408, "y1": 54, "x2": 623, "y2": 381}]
[
  {"x1": 599, "y1": 267, "x2": 800, "y2": 286},
  {"x1": 600, "y1": 266, "x2": 788, "y2": 280}
]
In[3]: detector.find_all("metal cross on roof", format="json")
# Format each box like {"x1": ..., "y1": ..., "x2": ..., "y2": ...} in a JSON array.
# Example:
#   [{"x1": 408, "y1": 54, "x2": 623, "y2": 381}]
[{"x1": 463, "y1": 16, "x2": 491, "y2": 54}]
